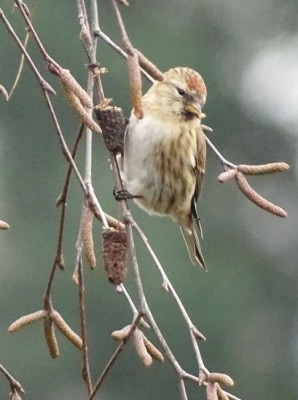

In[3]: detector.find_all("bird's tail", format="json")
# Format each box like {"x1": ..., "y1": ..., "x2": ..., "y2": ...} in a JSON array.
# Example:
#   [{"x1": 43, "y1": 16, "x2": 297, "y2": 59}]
[{"x1": 180, "y1": 222, "x2": 206, "y2": 269}]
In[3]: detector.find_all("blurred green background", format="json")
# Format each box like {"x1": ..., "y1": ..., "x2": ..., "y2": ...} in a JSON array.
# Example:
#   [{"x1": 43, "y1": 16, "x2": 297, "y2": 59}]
[{"x1": 0, "y1": 1, "x2": 298, "y2": 399}]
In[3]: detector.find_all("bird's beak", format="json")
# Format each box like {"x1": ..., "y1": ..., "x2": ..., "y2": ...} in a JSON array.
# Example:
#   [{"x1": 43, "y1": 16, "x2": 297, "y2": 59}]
[{"x1": 185, "y1": 103, "x2": 206, "y2": 120}]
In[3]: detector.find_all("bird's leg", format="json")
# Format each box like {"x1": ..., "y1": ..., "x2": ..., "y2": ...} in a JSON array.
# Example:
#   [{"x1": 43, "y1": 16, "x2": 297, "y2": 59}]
[{"x1": 113, "y1": 187, "x2": 142, "y2": 201}]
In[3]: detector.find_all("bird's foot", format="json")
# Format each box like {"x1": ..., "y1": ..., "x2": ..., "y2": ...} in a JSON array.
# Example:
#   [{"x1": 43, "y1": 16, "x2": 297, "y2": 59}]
[{"x1": 113, "y1": 187, "x2": 141, "y2": 201}]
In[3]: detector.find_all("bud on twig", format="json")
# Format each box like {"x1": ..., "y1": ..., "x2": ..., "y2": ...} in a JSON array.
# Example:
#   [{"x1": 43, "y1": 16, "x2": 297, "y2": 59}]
[
  {"x1": 0, "y1": 84, "x2": 9, "y2": 101},
  {"x1": 81, "y1": 205, "x2": 96, "y2": 269},
  {"x1": 102, "y1": 228, "x2": 128, "y2": 285},
  {"x1": 8, "y1": 310, "x2": 47, "y2": 332},
  {"x1": 201, "y1": 124, "x2": 213, "y2": 133},
  {"x1": 191, "y1": 325, "x2": 206, "y2": 341},
  {"x1": 0, "y1": 220, "x2": 10, "y2": 230},
  {"x1": 94, "y1": 105, "x2": 126, "y2": 153},
  {"x1": 18, "y1": 0, "x2": 31, "y2": 17},
  {"x1": 235, "y1": 172, "x2": 287, "y2": 217},
  {"x1": 127, "y1": 51, "x2": 143, "y2": 119},
  {"x1": 198, "y1": 370, "x2": 207, "y2": 386},
  {"x1": 162, "y1": 280, "x2": 170, "y2": 292}
]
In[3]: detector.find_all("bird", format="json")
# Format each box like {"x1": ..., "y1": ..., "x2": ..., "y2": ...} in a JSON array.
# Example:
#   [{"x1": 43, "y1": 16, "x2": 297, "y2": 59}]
[{"x1": 122, "y1": 67, "x2": 207, "y2": 268}]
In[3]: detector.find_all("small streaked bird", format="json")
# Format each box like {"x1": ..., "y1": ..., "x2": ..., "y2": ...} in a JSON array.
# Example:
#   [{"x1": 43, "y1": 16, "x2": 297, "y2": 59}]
[{"x1": 122, "y1": 67, "x2": 207, "y2": 268}]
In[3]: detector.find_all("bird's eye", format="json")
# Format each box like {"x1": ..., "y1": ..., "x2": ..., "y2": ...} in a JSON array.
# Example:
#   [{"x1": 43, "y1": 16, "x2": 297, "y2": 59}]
[{"x1": 177, "y1": 87, "x2": 185, "y2": 96}]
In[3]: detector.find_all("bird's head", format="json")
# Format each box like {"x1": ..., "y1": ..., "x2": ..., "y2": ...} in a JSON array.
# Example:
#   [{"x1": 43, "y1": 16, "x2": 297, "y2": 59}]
[{"x1": 143, "y1": 67, "x2": 207, "y2": 121}]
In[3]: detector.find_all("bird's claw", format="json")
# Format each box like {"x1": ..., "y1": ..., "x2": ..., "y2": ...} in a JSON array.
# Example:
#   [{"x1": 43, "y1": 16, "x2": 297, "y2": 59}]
[{"x1": 113, "y1": 187, "x2": 141, "y2": 201}]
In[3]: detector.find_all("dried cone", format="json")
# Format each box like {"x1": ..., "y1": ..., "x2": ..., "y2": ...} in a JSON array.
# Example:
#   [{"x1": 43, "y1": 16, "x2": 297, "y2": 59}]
[
  {"x1": 94, "y1": 105, "x2": 126, "y2": 153},
  {"x1": 102, "y1": 228, "x2": 128, "y2": 285}
]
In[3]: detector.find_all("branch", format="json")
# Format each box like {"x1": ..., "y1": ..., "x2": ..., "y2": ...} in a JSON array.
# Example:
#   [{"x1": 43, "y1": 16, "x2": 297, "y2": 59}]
[
  {"x1": 89, "y1": 313, "x2": 143, "y2": 400},
  {"x1": 217, "y1": 161, "x2": 289, "y2": 217},
  {"x1": 0, "y1": 364, "x2": 25, "y2": 395}
]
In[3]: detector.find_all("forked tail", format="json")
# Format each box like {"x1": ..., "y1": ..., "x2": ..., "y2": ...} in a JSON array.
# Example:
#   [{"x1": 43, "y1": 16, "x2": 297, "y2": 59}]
[{"x1": 180, "y1": 222, "x2": 206, "y2": 269}]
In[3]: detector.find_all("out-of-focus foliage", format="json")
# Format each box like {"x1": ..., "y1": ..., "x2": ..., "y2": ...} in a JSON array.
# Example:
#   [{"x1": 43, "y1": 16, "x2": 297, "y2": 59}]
[{"x1": 0, "y1": 1, "x2": 297, "y2": 399}]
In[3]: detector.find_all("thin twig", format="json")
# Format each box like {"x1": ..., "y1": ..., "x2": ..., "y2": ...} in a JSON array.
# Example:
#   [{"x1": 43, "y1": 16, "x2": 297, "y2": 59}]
[
  {"x1": 78, "y1": 257, "x2": 92, "y2": 393},
  {"x1": 205, "y1": 136, "x2": 236, "y2": 169},
  {"x1": 110, "y1": 0, "x2": 130, "y2": 45},
  {"x1": 56, "y1": 123, "x2": 85, "y2": 206},
  {"x1": 0, "y1": 364, "x2": 25, "y2": 394},
  {"x1": 9, "y1": 29, "x2": 30, "y2": 98},
  {"x1": 0, "y1": 8, "x2": 55, "y2": 93},
  {"x1": 178, "y1": 379, "x2": 188, "y2": 400},
  {"x1": 93, "y1": 29, "x2": 154, "y2": 83},
  {"x1": 132, "y1": 220, "x2": 208, "y2": 373},
  {"x1": 89, "y1": 313, "x2": 143, "y2": 400},
  {"x1": 14, "y1": 0, "x2": 61, "y2": 71}
]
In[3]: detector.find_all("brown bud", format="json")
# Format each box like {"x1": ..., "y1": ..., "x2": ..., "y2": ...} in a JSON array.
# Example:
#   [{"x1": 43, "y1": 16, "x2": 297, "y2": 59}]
[
  {"x1": 127, "y1": 52, "x2": 143, "y2": 119},
  {"x1": 191, "y1": 326, "x2": 206, "y2": 341},
  {"x1": 60, "y1": 69, "x2": 93, "y2": 108},
  {"x1": 102, "y1": 228, "x2": 128, "y2": 285},
  {"x1": 62, "y1": 83, "x2": 101, "y2": 133},
  {"x1": 143, "y1": 335, "x2": 164, "y2": 362},
  {"x1": 132, "y1": 329, "x2": 152, "y2": 367},
  {"x1": 51, "y1": 310, "x2": 83, "y2": 349},
  {"x1": 201, "y1": 124, "x2": 213, "y2": 133},
  {"x1": 8, "y1": 310, "x2": 47, "y2": 332},
  {"x1": 43, "y1": 316, "x2": 59, "y2": 358},
  {"x1": 237, "y1": 162, "x2": 290, "y2": 175},
  {"x1": 81, "y1": 206, "x2": 96, "y2": 269},
  {"x1": 56, "y1": 193, "x2": 64, "y2": 207},
  {"x1": 0, "y1": 84, "x2": 9, "y2": 101},
  {"x1": 94, "y1": 105, "x2": 126, "y2": 153},
  {"x1": 235, "y1": 172, "x2": 287, "y2": 217},
  {"x1": 57, "y1": 253, "x2": 65, "y2": 270},
  {"x1": 218, "y1": 169, "x2": 237, "y2": 183},
  {"x1": 0, "y1": 220, "x2": 10, "y2": 230},
  {"x1": 42, "y1": 80, "x2": 56, "y2": 95},
  {"x1": 72, "y1": 271, "x2": 79, "y2": 285},
  {"x1": 19, "y1": 1, "x2": 31, "y2": 17},
  {"x1": 198, "y1": 369, "x2": 207, "y2": 386},
  {"x1": 207, "y1": 372, "x2": 234, "y2": 388}
]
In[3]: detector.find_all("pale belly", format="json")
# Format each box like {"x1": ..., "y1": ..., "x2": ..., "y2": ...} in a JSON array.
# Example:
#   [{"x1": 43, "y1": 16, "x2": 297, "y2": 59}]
[{"x1": 123, "y1": 116, "x2": 196, "y2": 222}]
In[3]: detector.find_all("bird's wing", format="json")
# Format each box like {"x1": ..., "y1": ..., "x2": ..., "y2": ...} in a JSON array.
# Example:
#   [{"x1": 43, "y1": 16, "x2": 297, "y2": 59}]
[
  {"x1": 191, "y1": 127, "x2": 206, "y2": 237},
  {"x1": 193, "y1": 126, "x2": 206, "y2": 201}
]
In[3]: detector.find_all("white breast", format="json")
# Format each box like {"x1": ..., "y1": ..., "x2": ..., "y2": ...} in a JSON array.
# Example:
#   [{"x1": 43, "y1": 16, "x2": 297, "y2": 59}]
[{"x1": 123, "y1": 114, "x2": 169, "y2": 197}]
